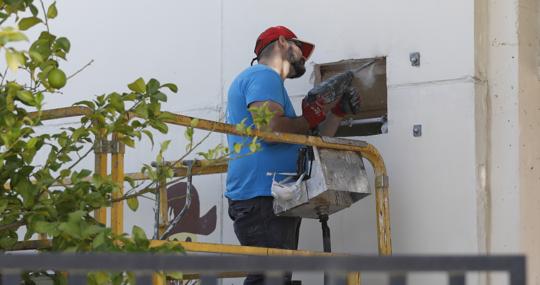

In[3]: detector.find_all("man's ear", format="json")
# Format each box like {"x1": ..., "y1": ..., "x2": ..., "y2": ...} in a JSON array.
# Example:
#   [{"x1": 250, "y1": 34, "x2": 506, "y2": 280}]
[{"x1": 277, "y1": 35, "x2": 288, "y2": 49}]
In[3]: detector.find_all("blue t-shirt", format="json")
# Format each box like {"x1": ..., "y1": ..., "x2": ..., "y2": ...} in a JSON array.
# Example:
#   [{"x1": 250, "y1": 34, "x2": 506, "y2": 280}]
[{"x1": 225, "y1": 64, "x2": 301, "y2": 201}]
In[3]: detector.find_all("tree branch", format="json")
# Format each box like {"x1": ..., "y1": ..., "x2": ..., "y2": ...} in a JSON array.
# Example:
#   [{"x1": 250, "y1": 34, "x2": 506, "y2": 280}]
[
  {"x1": 0, "y1": 220, "x2": 24, "y2": 233},
  {"x1": 67, "y1": 59, "x2": 94, "y2": 80},
  {"x1": 111, "y1": 185, "x2": 160, "y2": 203},
  {"x1": 38, "y1": 0, "x2": 50, "y2": 33}
]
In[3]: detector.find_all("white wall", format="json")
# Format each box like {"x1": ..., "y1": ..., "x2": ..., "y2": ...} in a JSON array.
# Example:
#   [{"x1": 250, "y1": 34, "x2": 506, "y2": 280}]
[{"x1": 31, "y1": 1, "x2": 532, "y2": 284}]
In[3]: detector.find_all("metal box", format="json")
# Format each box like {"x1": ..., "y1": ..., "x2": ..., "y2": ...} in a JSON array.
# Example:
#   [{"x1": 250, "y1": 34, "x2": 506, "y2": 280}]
[{"x1": 273, "y1": 146, "x2": 371, "y2": 219}]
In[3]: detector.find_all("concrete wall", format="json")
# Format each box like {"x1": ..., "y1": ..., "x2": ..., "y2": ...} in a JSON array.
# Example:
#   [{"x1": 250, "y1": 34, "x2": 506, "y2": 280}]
[
  {"x1": 477, "y1": 0, "x2": 540, "y2": 284},
  {"x1": 517, "y1": 0, "x2": 540, "y2": 283},
  {"x1": 25, "y1": 0, "x2": 539, "y2": 284}
]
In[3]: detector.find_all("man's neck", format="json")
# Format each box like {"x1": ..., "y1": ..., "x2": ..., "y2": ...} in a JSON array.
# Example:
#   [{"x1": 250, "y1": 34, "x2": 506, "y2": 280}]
[{"x1": 259, "y1": 57, "x2": 289, "y2": 80}]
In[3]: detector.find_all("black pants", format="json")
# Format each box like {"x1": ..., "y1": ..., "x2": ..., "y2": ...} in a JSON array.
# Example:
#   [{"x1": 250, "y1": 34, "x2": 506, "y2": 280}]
[{"x1": 228, "y1": 196, "x2": 302, "y2": 285}]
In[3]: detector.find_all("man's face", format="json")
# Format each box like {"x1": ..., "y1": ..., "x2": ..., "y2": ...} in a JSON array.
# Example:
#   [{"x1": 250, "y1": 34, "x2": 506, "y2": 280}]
[{"x1": 285, "y1": 40, "x2": 306, "y2": 79}]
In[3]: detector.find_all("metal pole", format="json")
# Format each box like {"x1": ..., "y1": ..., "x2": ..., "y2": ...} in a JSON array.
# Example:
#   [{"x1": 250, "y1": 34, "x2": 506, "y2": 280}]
[
  {"x1": 111, "y1": 133, "x2": 125, "y2": 235},
  {"x1": 158, "y1": 170, "x2": 168, "y2": 238},
  {"x1": 94, "y1": 132, "x2": 108, "y2": 225},
  {"x1": 319, "y1": 215, "x2": 331, "y2": 253}
]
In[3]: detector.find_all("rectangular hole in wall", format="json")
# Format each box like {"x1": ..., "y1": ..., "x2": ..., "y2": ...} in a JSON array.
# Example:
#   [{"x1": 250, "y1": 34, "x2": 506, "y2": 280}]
[{"x1": 314, "y1": 57, "x2": 387, "y2": 137}]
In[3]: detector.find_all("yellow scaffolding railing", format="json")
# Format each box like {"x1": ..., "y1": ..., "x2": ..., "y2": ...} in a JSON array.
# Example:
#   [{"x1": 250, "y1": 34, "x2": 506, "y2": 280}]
[{"x1": 25, "y1": 106, "x2": 392, "y2": 285}]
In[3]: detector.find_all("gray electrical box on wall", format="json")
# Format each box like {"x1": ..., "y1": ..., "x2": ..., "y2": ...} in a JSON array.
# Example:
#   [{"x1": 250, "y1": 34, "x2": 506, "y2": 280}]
[{"x1": 313, "y1": 57, "x2": 388, "y2": 136}]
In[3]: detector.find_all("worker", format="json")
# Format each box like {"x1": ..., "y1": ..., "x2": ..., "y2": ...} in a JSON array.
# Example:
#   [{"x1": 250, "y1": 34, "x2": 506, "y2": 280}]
[{"x1": 225, "y1": 26, "x2": 361, "y2": 285}]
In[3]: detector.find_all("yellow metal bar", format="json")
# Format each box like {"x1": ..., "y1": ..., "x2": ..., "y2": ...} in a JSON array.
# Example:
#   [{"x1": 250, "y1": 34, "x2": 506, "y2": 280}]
[
  {"x1": 14, "y1": 239, "x2": 359, "y2": 283},
  {"x1": 94, "y1": 133, "x2": 108, "y2": 225},
  {"x1": 30, "y1": 106, "x2": 92, "y2": 121},
  {"x1": 150, "y1": 240, "x2": 335, "y2": 256},
  {"x1": 157, "y1": 172, "x2": 168, "y2": 237},
  {"x1": 125, "y1": 162, "x2": 228, "y2": 181},
  {"x1": 24, "y1": 161, "x2": 227, "y2": 188},
  {"x1": 110, "y1": 133, "x2": 125, "y2": 235},
  {"x1": 157, "y1": 111, "x2": 392, "y2": 256},
  {"x1": 29, "y1": 106, "x2": 392, "y2": 256},
  {"x1": 375, "y1": 178, "x2": 392, "y2": 255},
  {"x1": 15, "y1": 239, "x2": 339, "y2": 257},
  {"x1": 11, "y1": 240, "x2": 51, "y2": 250},
  {"x1": 152, "y1": 273, "x2": 165, "y2": 285},
  {"x1": 183, "y1": 272, "x2": 246, "y2": 280},
  {"x1": 347, "y1": 272, "x2": 361, "y2": 285}
]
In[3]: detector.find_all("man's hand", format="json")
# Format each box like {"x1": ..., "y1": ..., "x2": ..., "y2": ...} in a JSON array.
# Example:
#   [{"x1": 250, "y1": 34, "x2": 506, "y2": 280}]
[
  {"x1": 307, "y1": 71, "x2": 354, "y2": 104},
  {"x1": 301, "y1": 97, "x2": 327, "y2": 129},
  {"x1": 331, "y1": 86, "x2": 362, "y2": 118}
]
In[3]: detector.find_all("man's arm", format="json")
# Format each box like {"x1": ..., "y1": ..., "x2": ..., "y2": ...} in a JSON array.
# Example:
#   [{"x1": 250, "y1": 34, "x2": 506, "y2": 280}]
[
  {"x1": 249, "y1": 101, "x2": 342, "y2": 136},
  {"x1": 318, "y1": 112, "x2": 343, "y2": 136},
  {"x1": 249, "y1": 101, "x2": 310, "y2": 134}
]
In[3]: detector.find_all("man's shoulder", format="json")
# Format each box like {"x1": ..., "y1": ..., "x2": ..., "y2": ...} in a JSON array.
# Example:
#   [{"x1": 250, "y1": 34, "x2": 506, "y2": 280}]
[{"x1": 237, "y1": 64, "x2": 280, "y2": 82}]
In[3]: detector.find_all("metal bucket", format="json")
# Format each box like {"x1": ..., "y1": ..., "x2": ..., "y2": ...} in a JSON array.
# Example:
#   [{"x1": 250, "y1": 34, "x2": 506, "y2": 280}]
[{"x1": 273, "y1": 146, "x2": 371, "y2": 219}]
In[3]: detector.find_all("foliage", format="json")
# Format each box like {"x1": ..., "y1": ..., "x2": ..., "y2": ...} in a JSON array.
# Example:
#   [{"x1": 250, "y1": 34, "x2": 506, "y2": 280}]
[{"x1": 0, "y1": 1, "x2": 271, "y2": 283}]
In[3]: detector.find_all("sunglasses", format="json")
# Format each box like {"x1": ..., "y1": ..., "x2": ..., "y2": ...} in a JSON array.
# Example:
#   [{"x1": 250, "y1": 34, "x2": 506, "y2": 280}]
[{"x1": 289, "y1": 39, "x2": 303, "y2": 49}]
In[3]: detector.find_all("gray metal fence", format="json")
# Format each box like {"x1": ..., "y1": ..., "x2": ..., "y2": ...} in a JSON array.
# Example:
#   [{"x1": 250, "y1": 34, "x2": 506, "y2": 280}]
[{"x1": 0, "y1": 253, "x2": 526, "y2": 285}]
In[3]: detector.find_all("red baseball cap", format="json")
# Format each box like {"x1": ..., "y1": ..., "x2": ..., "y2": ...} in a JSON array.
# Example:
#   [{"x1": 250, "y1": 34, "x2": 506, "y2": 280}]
[{"x1": 253, "y1": 26, "x2": 315, "y2": 62}]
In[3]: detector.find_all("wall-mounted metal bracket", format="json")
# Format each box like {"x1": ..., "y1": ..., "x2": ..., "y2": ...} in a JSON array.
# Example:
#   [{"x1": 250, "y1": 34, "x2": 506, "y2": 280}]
[
  {"x1": 413, "y1": 124, "x2": 422, "y2": 137},
  {"x1": 94, "y1": 139, "x2": 124, "y2": 154},
  {"x1": 410, "y1": 52, "x2": 420, "y2": 67}
]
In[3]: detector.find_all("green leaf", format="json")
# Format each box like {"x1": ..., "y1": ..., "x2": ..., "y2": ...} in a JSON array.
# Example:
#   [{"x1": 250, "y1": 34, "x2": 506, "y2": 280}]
[
  {"x1": 235, "y1": 118, "x2": 247, "y2": 133},
  {"x1": 18, "y1": 17, "x2": 42, "y2": 31},
  {"x1": 16, "y1": 90, "x2": 35, "y2": 106},
  {"x1": 56, "y1": 37, "x2": 70, "y2": 52},
  {"x1": 184, "y1": 127, "x2": 193, "y2": 142},
  {"x1": 5, "y1": 49, "x2": 25, "y2": 71},
  {"x1": 29, "y1": 4, "x2": 39, "y2": 16},
  {"x1": 153, "y1": 92, "x2": 167, "y2": 102},
  {"x1": 47, "y1": 2, "x2": 58, "y2": 19},
  {"x1": 109, "y1": 92, "x2": 124, "y2": 112},
  {"x1": 133, "y1": 103, "x2": 148, "y2": 119},
  {"x1": 121, "y1": 137, "x2": 135, "y2": 148},
  {"x1": 166, "y1": 271, "x2": 183, "y2": 280},
  {"x1": 128, "y1": 77, "x2": 146, "y2": 93},
  {"x1": 124, "y1": 176, "x2": 137, "y2": 188},
  {"x1": 30, "y1": 38, "x2": 53, "y2": 61},
  {"x1": 0, "y1": 199, "x2": 8, "y2": 214},
  {"x1": 78, "y1": 169, "x2": 92, "y2": 178},
  {"x1": 82, "y1": 225, "x2": 103, "y2": 238},
  {"x1": 146, "y1": 78, "x2": 160, "y2": 94},
  {"x1": 58, "y1": 221, "x2": 81, "y2": 239},
  {"x1": 68, "y1": 210, "x2": 86, "y2": 223},
  {"x1": 150, "y1": 120, "x2": 168, "y2": 134},
  {"x1": 249, "y1": 137, "x2": 260, "y2": 153},
  {"x1": 3, "y1": 0, "x2": 22, "y2": 5},
  {"x1": 74, "y1": 100, "x2": 96, "y2": 109},
  {"x1": 29, "y1": 51, "x2": 44, "y2": 62},
  {"x1": 126, "y1": 272, "x2": 136, "y2": 285},
  {"x1": 92, "y1": 231, "x2": 106, "y2": 249},
  {"x1": 142, "y1": 130, "x2": 154, "y2": 146},
  {"x1": 0, "y1": 27, "x2": 28, "y2": 45},
  {"x1": 127, "y1": 196, "x2": 139, "y2": 211},
  {"x1": 160, "y1": 140, "x2": 171, "y2": 153},
  {"x1": 0, "y1": 235, "x2": 17, "y2": 249},
  {"x1": 161, "y1": 83, "x2": 178, "y2": 93},
  {"x1": 34, "y1": 221, "x2": 60, "y2": 236},
  {"x1": 91, "y1": 272, "x2": 110, "y2": 284},
  {"x1": 132, "y1": 225, "x2": 147, "y2": 242},
  {"x1": 233, "y1": 142, "x2": 242, "y2": 153}
]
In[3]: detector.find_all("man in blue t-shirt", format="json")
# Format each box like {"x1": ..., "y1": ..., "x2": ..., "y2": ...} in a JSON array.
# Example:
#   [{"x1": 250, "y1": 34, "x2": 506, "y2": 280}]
[{"x1": 226, "y1": 26, "x2": 360, "y2": 285}]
